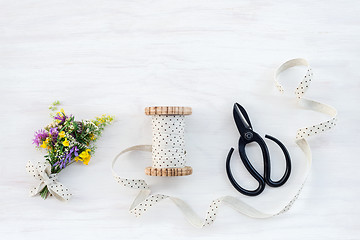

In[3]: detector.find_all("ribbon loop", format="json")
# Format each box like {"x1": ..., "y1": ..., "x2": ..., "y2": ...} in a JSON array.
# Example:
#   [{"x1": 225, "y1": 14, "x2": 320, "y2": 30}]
[
  {"x1": 26, "y1": 160, "x2": 71, "y2": 201},
  {"x1": 113, "y1": 59, "x2": 338, "y2": 227}
]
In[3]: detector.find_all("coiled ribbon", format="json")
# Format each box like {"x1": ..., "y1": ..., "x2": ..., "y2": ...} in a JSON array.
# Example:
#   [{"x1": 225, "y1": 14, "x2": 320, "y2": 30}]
[{"x1": 112, "y1": 58, "x2": 337, "y2": 227}]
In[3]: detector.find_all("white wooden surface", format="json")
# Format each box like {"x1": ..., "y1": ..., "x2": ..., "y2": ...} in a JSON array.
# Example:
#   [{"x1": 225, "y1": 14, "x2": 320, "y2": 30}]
[{"x1": 1, "y1": 0, "x2": 359, "y2": 239}]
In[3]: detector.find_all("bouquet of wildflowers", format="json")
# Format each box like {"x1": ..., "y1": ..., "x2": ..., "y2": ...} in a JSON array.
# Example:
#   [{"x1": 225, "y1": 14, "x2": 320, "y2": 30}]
[{"x1": 31, "y1": 101, "x2": 114, "y2": 199}]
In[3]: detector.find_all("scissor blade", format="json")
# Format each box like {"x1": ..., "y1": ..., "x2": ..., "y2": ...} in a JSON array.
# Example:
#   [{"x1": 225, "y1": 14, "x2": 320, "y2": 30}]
[{"x1": 233, "y1": 103, "x2": 253, "y2": 134}]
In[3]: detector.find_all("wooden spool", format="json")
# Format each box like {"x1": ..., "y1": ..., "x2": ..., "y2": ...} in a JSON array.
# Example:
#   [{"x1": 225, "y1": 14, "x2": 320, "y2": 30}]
[
  {"x1": 145, "y1": 166, "x2": 192, "y2": 176},
  {"x1": 145, "y1": 106, "x2": 193, "y2": 177},
  {"x1": 145, "y1": 106, "x2": 192, "y2": 116}
]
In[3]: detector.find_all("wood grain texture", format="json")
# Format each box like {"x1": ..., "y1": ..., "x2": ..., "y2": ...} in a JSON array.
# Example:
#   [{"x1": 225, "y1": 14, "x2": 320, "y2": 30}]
[
  {"x1": 145, "y1": 106, "x2": 192, "y2": 115},
  {"x1": 0, "y1": 0, "x2": 359, "y2": 239},
  {"x1": 145, "y1": 166, "x2": 192, "y2": 176}
]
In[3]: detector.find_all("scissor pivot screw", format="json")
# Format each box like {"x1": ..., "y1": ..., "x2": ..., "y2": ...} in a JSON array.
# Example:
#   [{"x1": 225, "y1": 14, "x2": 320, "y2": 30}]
[{"x1": 245, "y1": 132, "x2": 253, "y2": 140}]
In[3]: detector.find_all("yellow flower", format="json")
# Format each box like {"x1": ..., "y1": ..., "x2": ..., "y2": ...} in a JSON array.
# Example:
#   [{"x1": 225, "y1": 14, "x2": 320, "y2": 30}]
[
  {"x1": 56, "y1": 108, "x2": 65, "y2": 116},
  {"x1": 62, "y1": 138, "x2": 69, "y2": 147},
  {"x1": 40, "y1": 138, "x2": 50, "y2": 149},
  {"x1": 82, "y1": 155, "x2": 91, "y2": 165},
  {"x1": 92, "y1": 114, "x2": 114, "y2": 126},
  {"x1": 59, "y1": 131, "x2": 65, "y2": 138},
  {"x1": 40, "y1": 141, "x2": 47, "y2": 148},
  {"x1": 75, "y1": 149, "x2": 91, "y2": 165}
]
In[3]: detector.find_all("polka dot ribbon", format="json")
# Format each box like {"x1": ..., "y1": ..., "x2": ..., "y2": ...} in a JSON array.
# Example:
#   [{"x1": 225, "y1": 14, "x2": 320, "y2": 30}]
[
  {"x1": 26, "y1": 160, "x2": 71, "y2": 201},
  {"x1": 151, "y1": 115, "x2": 186, "y2": 168},
  {"x1": 112, "y1": 58, "x2": 337, "y2": 227}
]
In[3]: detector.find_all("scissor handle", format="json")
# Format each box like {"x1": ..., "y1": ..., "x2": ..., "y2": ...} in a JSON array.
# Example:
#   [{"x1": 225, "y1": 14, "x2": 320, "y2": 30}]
[
  {"x1": 263, "y1": 134, "x2": 292, "y2": 187},
  {"x1": 226, "y1": 132, "x2": 269, "y2": 196}
]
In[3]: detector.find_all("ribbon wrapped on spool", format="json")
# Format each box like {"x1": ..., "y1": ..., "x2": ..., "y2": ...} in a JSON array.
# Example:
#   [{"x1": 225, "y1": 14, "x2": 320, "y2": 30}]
[
  {"x1": 144, "y1": 106, "x2": 192, "y2": 176},
  {"x1": 112, "y1": 59, "x2": 337, "y2": 228}
]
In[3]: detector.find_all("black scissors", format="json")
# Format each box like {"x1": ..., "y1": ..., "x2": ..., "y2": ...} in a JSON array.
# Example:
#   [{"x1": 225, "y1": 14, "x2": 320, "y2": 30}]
[{"x1": 226, "y1": 103, "x2": 291, "y2": 196}]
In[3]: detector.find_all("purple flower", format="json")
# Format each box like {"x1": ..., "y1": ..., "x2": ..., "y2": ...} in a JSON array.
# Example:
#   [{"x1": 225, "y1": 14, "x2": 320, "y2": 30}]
[
  {"x1": 53, "y1": 146, "x2": 79, "y2": 169},
  {"x1": 49, "y1": 127, "x2": 58, "y2": 143},
  {"x1": 66, "y1": 146, "x2": 79, "y2": 163},
  {"x1": 49, "y1": 127, "x2": 58, "y2": 135},
  {"x1": 54, "y1": 113, "x2": 67, "y2": 124},
  {"x1": 53, "y1": 153, "x2": 68, "y2": 169},
  {"x1": 32, "y1": 129, "x2": 49, "y2": 146},
  {"x1": 71, "y1": 146, "x2": 79, "y2": 157}
]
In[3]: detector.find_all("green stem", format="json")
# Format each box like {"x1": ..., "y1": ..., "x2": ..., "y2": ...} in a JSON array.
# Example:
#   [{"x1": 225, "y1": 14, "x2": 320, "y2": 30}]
[{"x1": 39, "y1": 186, "x2": 50, "y2": 199}]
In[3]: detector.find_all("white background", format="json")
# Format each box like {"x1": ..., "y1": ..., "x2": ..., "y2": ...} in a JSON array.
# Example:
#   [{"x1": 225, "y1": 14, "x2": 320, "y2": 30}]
[{"x1": 1, "y1": 0, "x2": 359, "y2": 239}]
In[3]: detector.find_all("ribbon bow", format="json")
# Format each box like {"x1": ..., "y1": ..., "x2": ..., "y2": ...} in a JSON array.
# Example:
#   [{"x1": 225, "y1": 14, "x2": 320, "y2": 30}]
[{"x1": 26, "y1": 160, "x2": 71, "y2": 201}]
